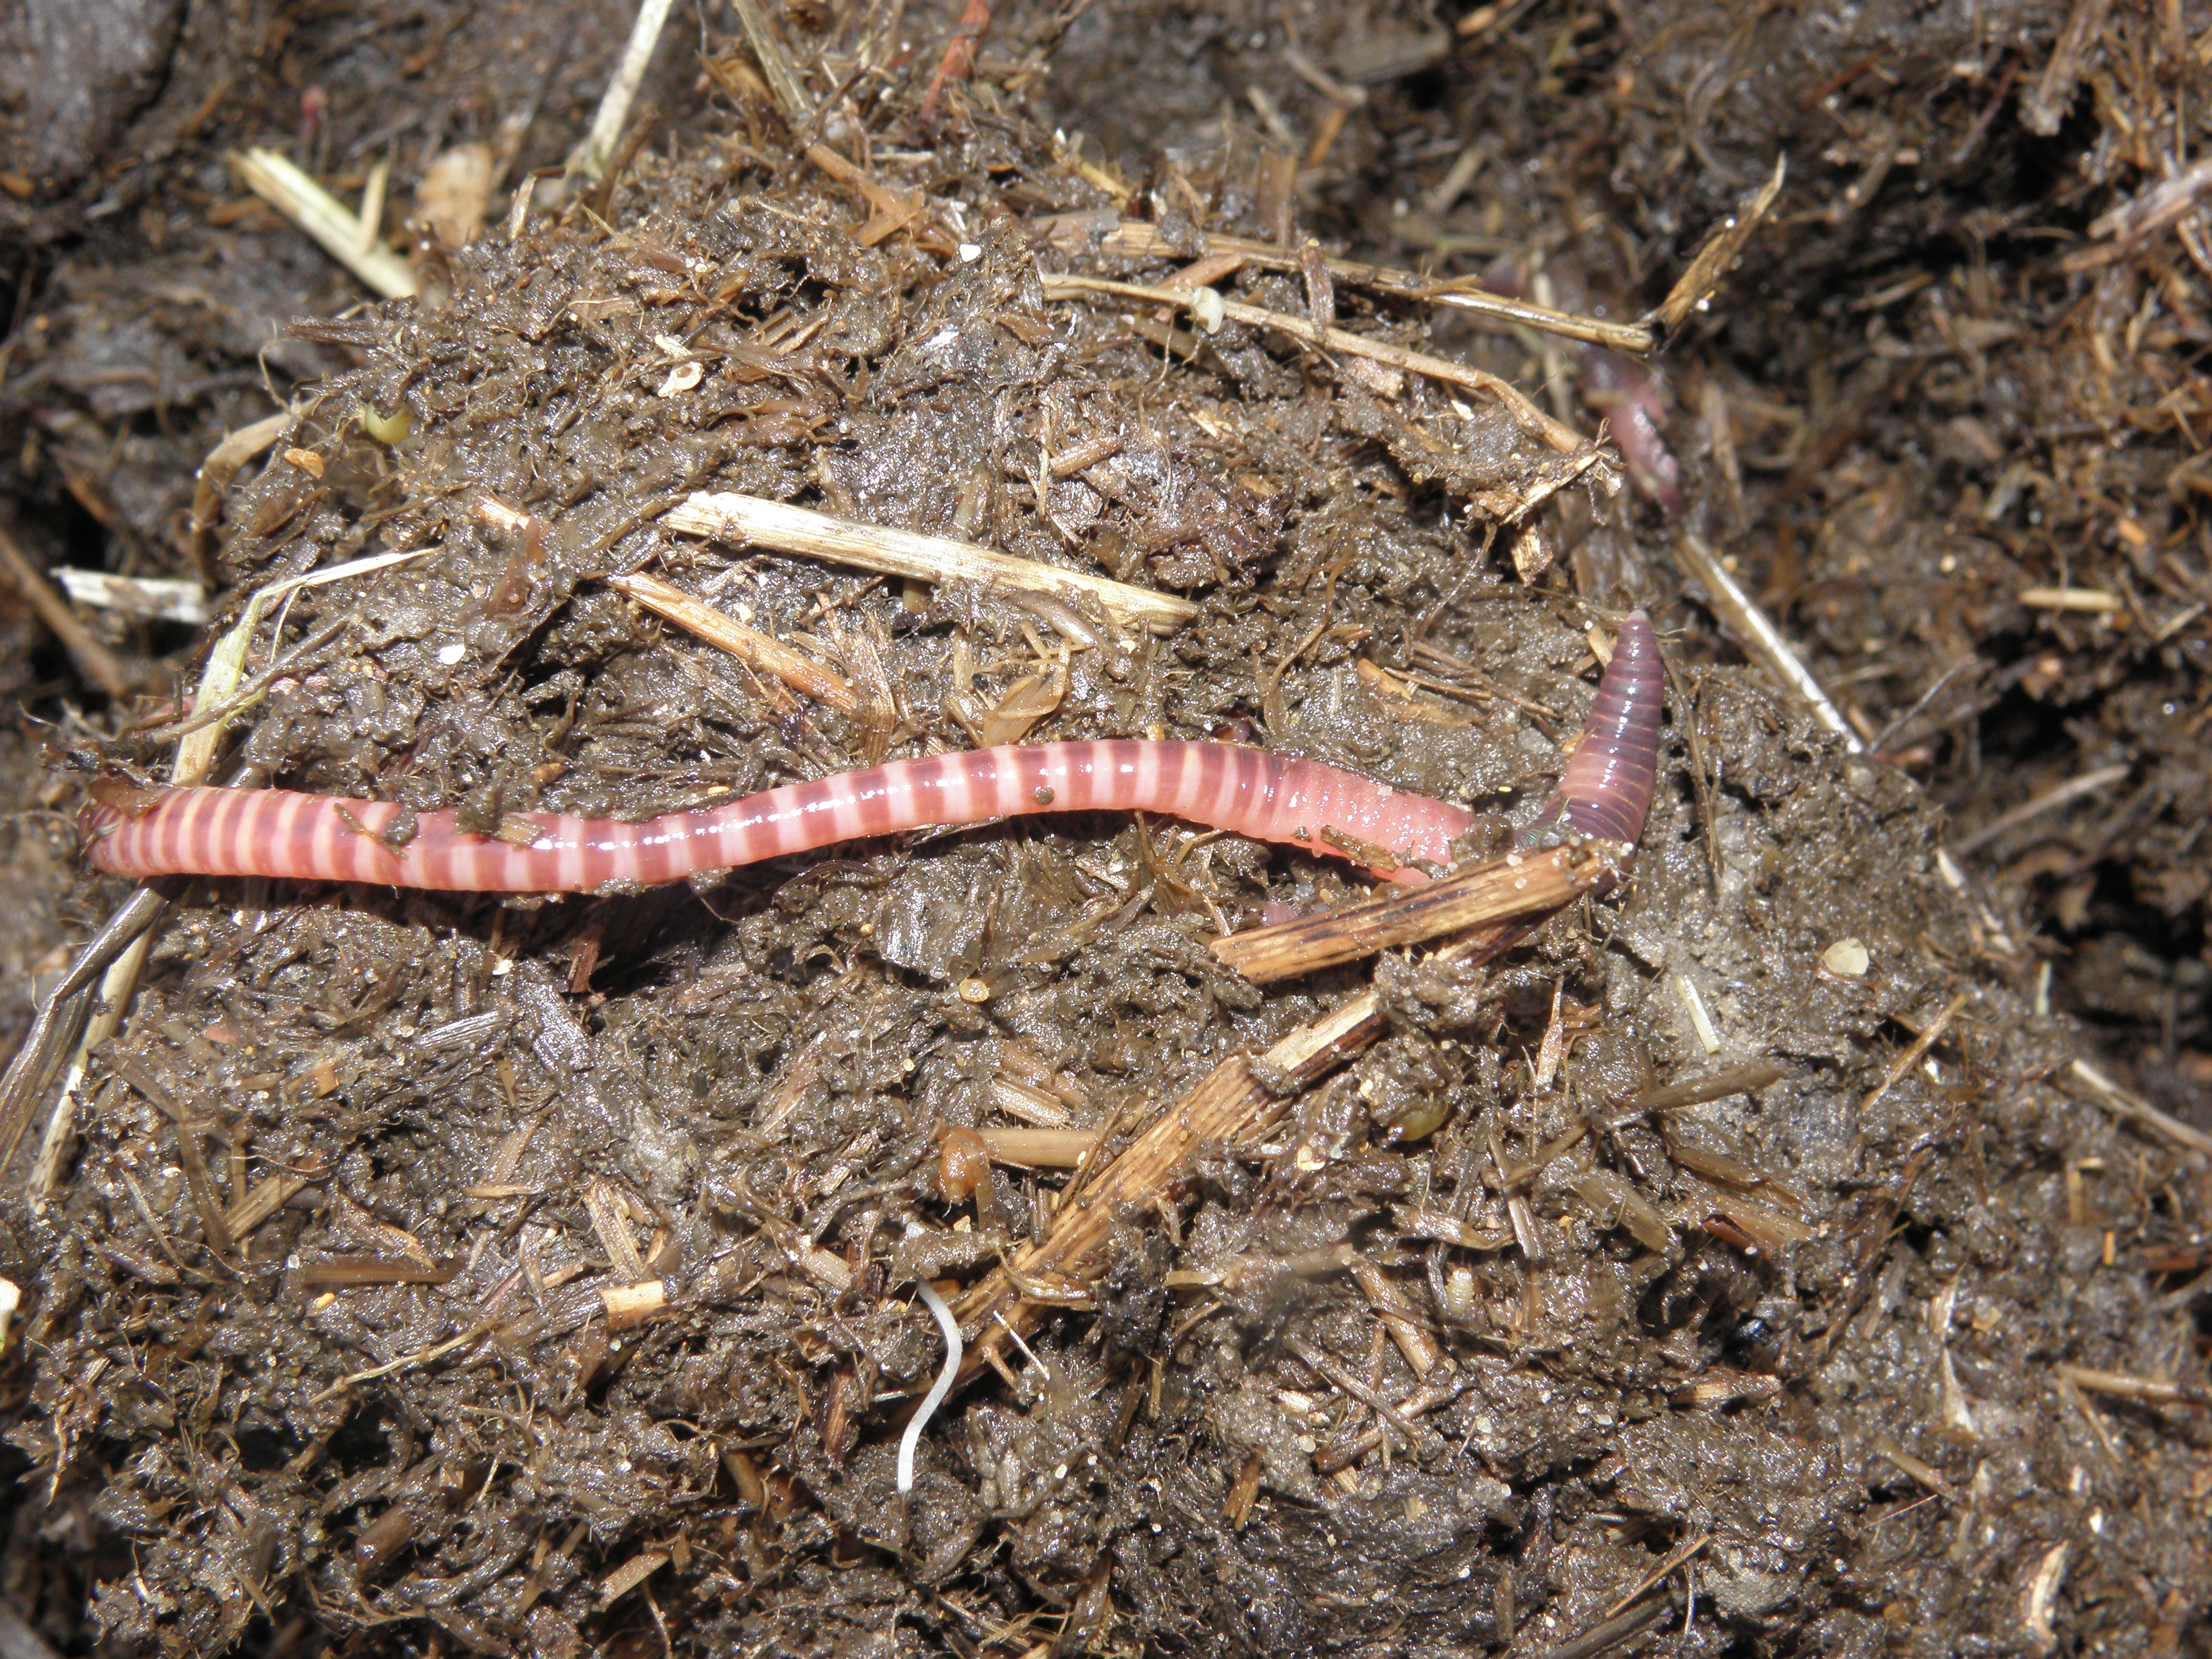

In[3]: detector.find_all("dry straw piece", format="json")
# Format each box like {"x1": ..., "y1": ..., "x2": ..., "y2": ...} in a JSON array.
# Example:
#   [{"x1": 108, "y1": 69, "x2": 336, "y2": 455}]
[
  {"x1": 1210, "y1": 842, "x2": 1620, "y2": 983},
  {"x1": 662, "y1": 491, "x2": 1197, "y2": 635}
]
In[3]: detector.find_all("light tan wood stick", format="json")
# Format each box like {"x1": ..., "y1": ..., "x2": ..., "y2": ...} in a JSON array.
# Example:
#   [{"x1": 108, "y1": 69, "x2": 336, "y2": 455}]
[
  {"x1": 605, "y1": 571, "x2": 857, "y2": 712},
  {"x1": 661, "y1": 491, "x2": 1197, "y2": 635}
]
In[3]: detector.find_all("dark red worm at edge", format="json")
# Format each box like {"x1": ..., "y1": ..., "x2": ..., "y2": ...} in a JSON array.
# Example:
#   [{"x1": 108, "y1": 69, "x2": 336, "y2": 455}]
[{"x1": 81, "y1": 615, "x2": 1661, "y2": 892}]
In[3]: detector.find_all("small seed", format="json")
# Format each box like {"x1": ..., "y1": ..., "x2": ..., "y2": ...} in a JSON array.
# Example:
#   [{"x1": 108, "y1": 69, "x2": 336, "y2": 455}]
[{"x1": 1821, "y1": 937, "x2": 1870, "y2": 977}]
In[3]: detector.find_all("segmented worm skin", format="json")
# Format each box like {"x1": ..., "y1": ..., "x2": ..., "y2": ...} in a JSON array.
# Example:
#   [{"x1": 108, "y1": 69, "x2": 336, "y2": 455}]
[
  {"x1": 82, "y1": 741, "x2": 1479, "y2": 892},
  {"x1": 1555, "y1": 609, "x2": 1662, "y2": 844}
]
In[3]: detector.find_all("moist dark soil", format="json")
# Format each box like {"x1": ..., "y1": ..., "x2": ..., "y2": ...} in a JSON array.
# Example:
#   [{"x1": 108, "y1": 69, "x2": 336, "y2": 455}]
[{"x1": 2, "y1": 2, "x2": 2209, "y2": 1656}]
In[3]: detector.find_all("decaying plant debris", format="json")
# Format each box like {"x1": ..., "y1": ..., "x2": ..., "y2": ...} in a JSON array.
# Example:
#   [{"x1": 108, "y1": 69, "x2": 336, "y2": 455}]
[{"x1": 2, "y1": 1, "x2": 2210, "y2": 1656}]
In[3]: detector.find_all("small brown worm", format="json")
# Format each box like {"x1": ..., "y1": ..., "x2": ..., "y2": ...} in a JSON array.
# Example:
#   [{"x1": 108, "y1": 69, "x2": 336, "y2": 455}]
[{"x1": 82, "y1": 617, "x2": 1660, "y2": 892}]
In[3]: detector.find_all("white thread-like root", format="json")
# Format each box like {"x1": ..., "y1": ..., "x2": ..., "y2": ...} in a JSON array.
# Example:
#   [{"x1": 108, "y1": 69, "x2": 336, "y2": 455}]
[{"x1": 898, "y1": 1278, "x2": 961, "y2": 1495}]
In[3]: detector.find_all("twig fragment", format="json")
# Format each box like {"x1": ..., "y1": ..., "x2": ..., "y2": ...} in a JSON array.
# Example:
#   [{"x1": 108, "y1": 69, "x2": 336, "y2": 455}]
[
  {"x1": 606, "y1": 571, "x2": 856, "y2": 711},
  {"x1": 1039, "y1": 215, "x2": 1652, "y2": 353},
  {"x1": 1601, "y1": 1533, "x2": 1711, "y2": 1620},
  {"x1": 52, "y1": 569, "x2": 208, "y2": 626},
  {"x1": 1950, "y1": 763, "x2": 2130, "y2": 856},
  {"x1": 1856, "y1": 992, "x2": 1971, "y2": 1117},
  {"x1": 1673, "y1": 530, "x2": 1862, "y2": 753},
  {"x1": 1312, "y1": 1370, "x2": 1478, "y2": 1472},
  {"x1": 1210, "y1": 842, "x2": 1621, "y2": 983},
  {"x1": 2018, "y1": 585, "x2": 2122, "y2": 613},
  {"x1": 1650, "y1": 155, "x2": 1786, "y2": 331},
  {"x1": 2053, "y1": 1362, "x2": 2207, "y2": 1406},
  {"x1": 2065, "y1": 1058, "x2": 2212, "y2": 1158},
  {"x1": 1284, "y1": 1333, "x2": 1440, "y2": 1453},
  {"x1": 728, "y1": 0, "x2": 815, "y2": 120},
  {"x1": 976, "y1": 1127, "x2": 1102, "y2": 1167},
  {"x1": 1037, "y1": 272, "x2": 1588, "y2": 453},
  {"x1": 0, "y1": 886, "x2": 171, "y2": 1173},
  {"x1": 952, "y1": 991, "x2": 1389, "y2": 1383},
  {"x1": 2022, "y1": 0, "x2": 2112, "y2": 135},
  {"x1": 1621, "y1": 1061, "x2": 1788, "y2": 1120},
  {"x1": 0, "y1": 523, "x2": 134, "y2": 700},
  {"x1": 1524, "y1": 1592, "x2": 1676, "y2": 1659},
  {"x1": 663, "y1": 490, "x2": 1196, "y2": 634}
]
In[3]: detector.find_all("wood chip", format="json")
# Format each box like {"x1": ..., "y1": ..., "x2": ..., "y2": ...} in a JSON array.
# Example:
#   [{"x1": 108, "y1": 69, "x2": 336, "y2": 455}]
[
  {"x1": 1212, "y1": 843, "x2": 1620, "y2": 984},
  {"x1": 601, "y1": 1279, "x2": 669, "y2": 1330}
]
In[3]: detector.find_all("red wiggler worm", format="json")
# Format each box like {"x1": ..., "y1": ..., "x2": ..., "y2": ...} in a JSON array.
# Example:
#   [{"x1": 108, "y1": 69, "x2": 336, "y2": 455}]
[
  {"x1": 82, "y1": 615, "x2": 1661, "y2": 892},
  {"x1": 84, "y1": 741, "x2": 1475, "y2": 891},
  {"x1": 1554, "y1": 609, "x2": 1662, "y2": 844}
]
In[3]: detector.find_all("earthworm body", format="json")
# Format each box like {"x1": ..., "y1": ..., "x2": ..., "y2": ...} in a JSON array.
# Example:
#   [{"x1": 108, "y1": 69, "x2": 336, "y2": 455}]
[
  {"x1": 83, "y1": 612, "x2": 1660, "y2": 890},
  {"x1": 1551, "y1": 607, "x2": 1661, "y2": 843}
]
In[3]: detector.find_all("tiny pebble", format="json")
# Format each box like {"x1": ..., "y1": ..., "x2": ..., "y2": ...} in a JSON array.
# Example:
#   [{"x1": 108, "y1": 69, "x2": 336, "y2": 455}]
[{"x1": 958, "y1": 242, "x2": 982, "y2": 262}]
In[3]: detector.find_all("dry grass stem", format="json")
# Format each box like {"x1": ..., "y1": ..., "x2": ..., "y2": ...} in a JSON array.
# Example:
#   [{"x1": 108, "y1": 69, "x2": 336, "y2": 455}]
[
  {"x1": 311, "y1": 1318, "x2": 505, "y2": 1403},
  {"x1": 1525, "y1": 1595, "x2": 1676, "y2": 1659},
  {"x1": 1622, "y1": 1061, "x2": 1789, "y2": 1119},
  {"x1": 1313, "y1": 1371, "x2": 1479, "y2": 1473},
  {"x1": 1871, "y1": 1435, "x2": 1956, "y2": 1497},
  {"x1": 2054, "y1": 1362, "x2": 2207, "y2": 1406},
  {"x1": 1038, "y1": 273, "x2": 1588, "y2": 454},
  {"x1": 225, "y1": 1161, "x2": 329, "y2": 1240},
  {"x1": 1856, "y1": 991, "x2": 1972, "y2": 1117},
  {"x1": 0, "y1": 887, "x2": 170, "y2": 1174},
  {"x1": 951, "y1": 991, "x2": 1388, "y2": 1382},
  {"x1": 1600, "y1": 1533, "x2": 1713, "y2": 1621},
  {"x1": 1045, "y1": 216, "x2": 1652, "y2": 353},
  {"x1": 569, "y1": 0, "x2": 678, "y2": 181},
  {"x1": 662, "y1": 490, "x2": 1197, "y2": 634},
  {"x1": 2023, "y1": 0, "x2": 2111, "y2": 135},
  {"x1": 727, "y1": 0, "x2": 814, "y2": 120},
  {"x1": 227, "y1": 149, "x2": 418, "y2": 299},
  {"x1": 1347, "y1": 1257, "x2": 1447, "y2": 1377},
  {"x1": 298, "y1": 1255, "x2": 461, "y2": 1286},
  {"x1": 607, "y1": 571, "x2": 857, "y2": 712},
  {"x1": 1951, "y1": 763, "x2": 2131, "y2": 855},
  {"x1": 1651, "y1": 154, "x2": 1786, "y2": 330},
  {"x1": 1211, "y1": 843, "x2": 1620, "y2": 983},
  {"x1": 2018, "y1": 585, "x2": 2123, "y2": 613},
  {"x1": 600, "y1": 1279, "x2": 669, "y2": 1329},
  {"x1": 2065, "y1": 1058, "x2": 2212, "y2": 1158},
  {"x1": 1674, "y1": 530, "x2": 1863, "y2": 753},
  {"x1": 1284, "y1": 1333, "x2": 1440, "y2": 1453}
]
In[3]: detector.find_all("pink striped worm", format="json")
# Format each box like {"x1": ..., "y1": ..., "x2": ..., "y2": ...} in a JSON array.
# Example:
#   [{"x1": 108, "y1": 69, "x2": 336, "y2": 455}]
[
  {"x1": 83, "y1": 741, "x2": 1477, "y2": 892},
  {"x1": 1554, "y1": 609, "x2": 1663, "y2": 844},
  {"x1": 81, "y1": 617, "x2": 1661, "y2": 892}
]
